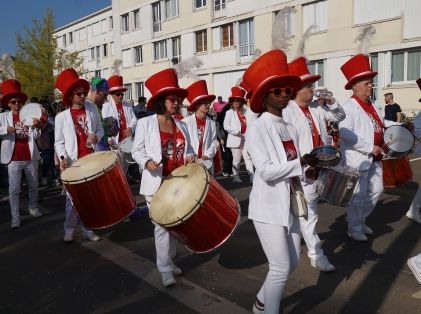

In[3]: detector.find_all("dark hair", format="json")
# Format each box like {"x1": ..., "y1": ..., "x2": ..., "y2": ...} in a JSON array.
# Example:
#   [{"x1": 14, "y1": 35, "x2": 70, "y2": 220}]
[
  {"x1": 138, "y1": 96, "x2": 147, "y2": 103},
  {"x1": 384, "y1": 92, "x2": 393, "y2": 98},
  {"x1": 30, "y1": 96, "x2": 39, "y2": 103},
  {"x1": 152, "y1": 97, "x2": 167, "y2": 115}
]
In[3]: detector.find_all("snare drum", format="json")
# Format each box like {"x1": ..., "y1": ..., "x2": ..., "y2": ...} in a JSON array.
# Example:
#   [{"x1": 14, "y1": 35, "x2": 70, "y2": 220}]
[
  {"x1": 310, "y1": 145, "x2": 341, "y2": 168},
  {"x1": 316, "y1": 165, "x2": 360, "y2": 207},
  {"x1": 150, "y1": 163, "x2": 240, "y2": 253},
  {"x1": 19, "y1": 103, "x2": 48, "y2": 127},
  {"x1": 382, "y1": 157, "x2": 413, "y2": 188},
  {"x1": 61, "y1": 151, "x2": 136, "y2": 229},
  {"x1": 119, "y1": 137, "x2": 136, "y2": 164},
  {"x1": 383, "y1": 125, "x2": 414, "y2": 159}
]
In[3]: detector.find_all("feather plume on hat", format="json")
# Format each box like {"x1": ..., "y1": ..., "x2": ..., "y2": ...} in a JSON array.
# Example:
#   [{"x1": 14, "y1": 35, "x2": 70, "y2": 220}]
[
  {"x1": 271, "y1": 6, "x2": 296, "y2": 53},
  {"x1": 0, "y1": 53, "x2": 15, "y2": 79},
  {"x1": 354, "y1": 25, "x2": 376, "y2": 55},
  {"x1": 296, "y1": 25, "x2": 315, "y2": 57},
  {"x1": 173, "y1": 56, "x2": 203, "y2": 81}
]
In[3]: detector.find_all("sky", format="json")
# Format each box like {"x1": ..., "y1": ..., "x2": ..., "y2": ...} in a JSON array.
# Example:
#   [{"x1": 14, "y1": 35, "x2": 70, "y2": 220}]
[{"x1": 0, "y1": 0, "x2": 111, "y2": 55}]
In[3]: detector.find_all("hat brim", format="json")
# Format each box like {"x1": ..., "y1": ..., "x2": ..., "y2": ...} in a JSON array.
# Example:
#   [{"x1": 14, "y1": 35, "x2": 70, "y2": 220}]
[
  {"x1": 187, "y1": 94, "x2": 216, "y2": 112},
  {"x1": 147, "y1": 87, "x2": 188, "y2": 110},
  {"x1": 301, "y1": 75, "x2": 321, "y2": 85},
  {"x1": 1, "y1": 92, "x2": 28, "y2": 106},
  {"x1": 62, "y1": 79, "x2": 90, "y2": 106},
  {"x1": 345, "y1": 72, "x2": 377, "y2": 90},
  {"x1": 109, "y1": 86, "x2": 128, "y2": 93},
  {"x1": 249, "y1": 75, "x2": 302, "y2": 113},
  {"x1": 228, "y1": 96, "x2": 247, "y2": 104}
]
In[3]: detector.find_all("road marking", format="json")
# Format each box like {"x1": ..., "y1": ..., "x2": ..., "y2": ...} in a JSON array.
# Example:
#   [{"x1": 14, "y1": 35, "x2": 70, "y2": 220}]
[
  {"x1": 83, "y1": 239, "x2": 250, "y2": 314},
  {"x1": 410, "y1": 157, "x2": 421, "y2": 162},
  {"x1": 413, "y1": 290, "x2": 421, "y2": 299}
]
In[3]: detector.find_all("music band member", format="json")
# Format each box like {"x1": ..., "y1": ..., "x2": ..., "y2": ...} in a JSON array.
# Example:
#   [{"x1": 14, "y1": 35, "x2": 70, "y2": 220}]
[
  {"x1": 283, "y1": 56, "x2": 345, "y2": 272},
  {"x1": 339, "y1": 54, "x2": 384, "y2": 242},
  {"x1": 0, "y1": 79, "x2": 43, "y2": 229},
  {"x1": 131, "y1": 68, "x2": 194, "y2": 287},
  {"x1": 54, "y1": 68, "x2": 103, "y2": 243},
  {"x1": 243, "y1": 50, "x2": 318, "y2": 314},
  {"x1": 183, "y1": 80, "x2": 218, "y2": 171}
]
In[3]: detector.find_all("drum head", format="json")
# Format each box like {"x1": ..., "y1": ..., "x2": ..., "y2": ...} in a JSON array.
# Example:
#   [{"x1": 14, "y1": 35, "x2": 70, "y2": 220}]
[
  {"x1": 61, "y1": 151, "x2": 118, "y2": 184},
  {"x1": 19, "y1": 103, "x2": 42, "y2": 126},
  {"x1": 384, "y1": 125, "x2": 414, "y2": 153},
  {"x1": 119, "y1": 137, "x2": 133, "y2": 153},
  {"x1": 150, "y1": 163, "x2": 209, "y2": 227}
]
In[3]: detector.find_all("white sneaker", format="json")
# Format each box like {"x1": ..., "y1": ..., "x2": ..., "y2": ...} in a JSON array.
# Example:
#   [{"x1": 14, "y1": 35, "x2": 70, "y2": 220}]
[
  {"x1": 161, "y1": 271, "x2": 176, "y2": 287},
  {"x1": 64, "y1": 232, "x2": 74, "y2": 242},
  {"x1": 362, "y1": 224, "x2": 373, "y2": 235},
  {"x1": 29, "y1": 208, "x2": 43, "y2": 218},
  {"x1": 406, "y1": 211, "x2": 421, "y2": 224},
  {"x1": 252, "y1": 300, "x2": 264, "y2": 314},
  {"x1": 172, "y1": 266, "x2": 183, "y2": 276},
  {"x1": 85, "y1": 232, "x2": 101, "y2": 241},
  {"x1": 348, "y1": 231, "x2": 368, "y2": 242},
  {"x1": 11, "y1": 217, "x2": 20, "y2": 229},
  {"x1": 311, "y1": 255, "x2": 335, "y2": 272},
  {"x1": 232, "y1": 175, "x2": 243, "y2": 183},
  {"x1": 222, "y1": 172, "x2": 230, "y2": 177},
  {"x1": 407, "y1": 257, "x2": 421, "y2": 285}
]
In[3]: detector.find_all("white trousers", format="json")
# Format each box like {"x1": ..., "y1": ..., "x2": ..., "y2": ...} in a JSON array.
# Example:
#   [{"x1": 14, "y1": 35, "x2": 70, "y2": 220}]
[
  {"x1": 8, "y1": 160, "x2": 39, "y2": 219},
  {"x1": 145, "y1": 195, "x2": 178, "y2": 273},
  {"x1": 346, "y1": 161, "x2": 383, "y2": 234},
  {"x1": 254, "y1": 218, "x2": 301, "y2": 314},
  {"x1": 64, "y1": 196, "x2": 93, "y2": 237},
  {"x1": 407, "y1": 186, "x2": 421, "y2": 216},
  {"x1": 230, "y1": 135, "x2": 254, "y2": 176},
  {"x1": 300, "y1": 180, "x2": 324, "y2": 261}
]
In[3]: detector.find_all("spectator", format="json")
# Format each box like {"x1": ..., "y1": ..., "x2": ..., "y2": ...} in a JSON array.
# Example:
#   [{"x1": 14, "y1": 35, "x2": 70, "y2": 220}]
[
  {"x1": 384, "y1": 92, "x2": 402, "y2": 127},
  {"x1": 133, "y1": 96, "x2": 150, "y2": 119}
]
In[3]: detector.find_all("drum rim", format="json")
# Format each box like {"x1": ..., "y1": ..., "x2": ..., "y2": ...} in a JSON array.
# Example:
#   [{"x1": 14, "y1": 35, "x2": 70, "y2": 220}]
[
  {"x1": 61, "y1": 151, "x2": 119, "y2": 184},
  {"x1": 383, "y1": 125, "x2": 415, "y2": 153},
  {"x1": 150, "y1": 163, "x2": 211, "y2": 227}
]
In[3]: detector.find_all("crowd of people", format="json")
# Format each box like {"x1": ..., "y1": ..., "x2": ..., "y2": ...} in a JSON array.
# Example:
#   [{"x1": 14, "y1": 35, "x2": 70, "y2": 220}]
[{"x1": 1, "y1": 48, "x2": 421, "y2": 313}]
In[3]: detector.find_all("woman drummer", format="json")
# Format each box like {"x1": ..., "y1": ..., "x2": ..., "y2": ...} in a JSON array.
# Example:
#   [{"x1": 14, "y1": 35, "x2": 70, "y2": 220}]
[
  {"x1": 131, "y1": 68, "x2": 195, "y2": 288},
  {"x1": 242, "y1": 50, "x2": 317, "y2": 314}
]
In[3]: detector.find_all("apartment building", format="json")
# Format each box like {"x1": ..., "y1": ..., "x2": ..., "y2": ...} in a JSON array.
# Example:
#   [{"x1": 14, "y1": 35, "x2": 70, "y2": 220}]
[{"x1": 55, "y1": 0, "x2": 421, "y2": 115}]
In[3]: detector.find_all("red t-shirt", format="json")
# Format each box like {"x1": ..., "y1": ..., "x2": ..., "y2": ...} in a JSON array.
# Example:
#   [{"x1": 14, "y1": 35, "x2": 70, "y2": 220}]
[
  {"x1": 238, "y1": 113, "x2": 247, "y2": 134},
  {"x1": 116, "y1": 103, "x2": 128, "y2": 143},
  {"x1": 160, "y1": 129, "x2": 186, "y2": 176},
  {"x1": 195, "y1": 115, "x2": 206, "y2": 158},
  {"x1": 352, "y1": 95, "x2": 384, "y2": 161},
  {"x1": 282, "y1": 140, "x2": 298, "y2": 161},
  {"x1": 11, "y1": 113, "x2": 31, "y2": 161},
  {"x1": 70, "y1": 107, "x2": 94, "y2": 159},
  {"x1": 299, "y1": 106, "x2": 324, "y2": 148}
]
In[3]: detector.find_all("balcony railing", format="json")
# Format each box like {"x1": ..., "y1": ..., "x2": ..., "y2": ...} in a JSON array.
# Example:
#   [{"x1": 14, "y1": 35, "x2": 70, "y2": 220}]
[{"x1": 239, "y1": 43, "x2": 254, "y2": 58}]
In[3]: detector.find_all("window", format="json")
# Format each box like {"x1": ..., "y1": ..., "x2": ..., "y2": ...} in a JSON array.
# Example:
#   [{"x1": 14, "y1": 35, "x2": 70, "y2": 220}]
[
  {"x1": 303, "y1": 0, "x2": 328, "y2": 33},
  {"x1": 392, "y1": 49, "x2": 421, "y2": 82},
  {"x1": 121, "y1": 13, "x2": 129, "y2": 32},
  {"x1": 164, "y1": 0, "x2": 179, "y2": 19},
  {"x1": 96, "y1": 46, "x2": 100, "y2": 60},
  {"x1": 274, "y1": 9, "x2": 295, "y2": 37},
  {"x1": 214, "y1": 0, "x2": 225, "y2": 11},
  {"x1": 95, "y1": 70, "x2": 101, "y2": 77},
  {"x1": 135, "y1": 82, "x2": 144, "y2": 99},
  {"x1": 111, "y1": 42, "x2": 115, "y2": 56},
  {"x1": 79, "y1": 27, "x2": 86, "y2": 40},
  {"x1": 152, "y1": 2, "x2": 162, "y2": 32},
  {"x1": 109, "y1": 16, "x2": 113, "y2": 30},
  {"x1": 63, "y1": 35, "x2": 67, "y2": 47},
  {"x1": 195, "y1": 30, "x2": 207, "y2": 53},
  {"x1": 124, "y1": 84, "x2": 132, "y2": 100},
  {"x1": 354, "y1": 0, "x2": 401, "y2": 25},
  {"x1": 122, "y1": 49, "x2": 131, "y2": 67},
  {"x1": 103, "y1": 44, "x2": 108, "y2": 57},
  {"x1": 68, "y1": 32, "x2": 73, "y2": 44},
  {"x1": 154, "y1": 40, "x2": 167, "y2": 60},
  {"x1": 93, "y1": 22, "x2": 101, "y2": 36},
  {"x1": 134, "y1": 46, "x2": 143, "y2": 64},
  {"x1": 90, "y1": 47, "x2": 95, "y2": 61},
  {"x1": 172, "y1": 36, "x2": 181, "y2": 61},
  {"x1": 239, "y1": 19, "x2": 254, "y2": 57},
  {"x1": 195, "y1": 0, "x2": 206, "y2": 9},
  {"x1": 307, "y1": 59, "x2": 325, "y2": 87},
  {"x1": 370, "y1": 54, "x2": 379, "y2": 102},
  {"x1": 101, "y1": 19, "x2": 107, "y2": 33},
  {"x1": 221, "y1": 23, "x2": 234, "y2": 48},
  {"x1": 133, "y1": 9, "x2": 140, "y2": 29}
]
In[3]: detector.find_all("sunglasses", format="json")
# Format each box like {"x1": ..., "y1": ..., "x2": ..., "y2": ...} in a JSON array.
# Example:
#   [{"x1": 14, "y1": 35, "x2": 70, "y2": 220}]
[
  {"x1": 113, "y1": 93, "x2": 124, "y2": 97},
  {"x1": 9, "y1": 99, "x2": 23, "y2": 105},
  {"x1": 165, "y1": 96, "x2": 180, "y2": 103},
  {"x1": 268, "y1": 87, "x2": 293, "y2": 96},
  {"x1": 74, "y1": 91, "x2": 87, "y2": 97}
]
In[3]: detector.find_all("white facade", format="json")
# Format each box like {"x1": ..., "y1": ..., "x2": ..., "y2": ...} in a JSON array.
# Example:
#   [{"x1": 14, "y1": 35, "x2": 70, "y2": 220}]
[{"x1": 54, "y1": 0, "x2": 421, "y2": 115}]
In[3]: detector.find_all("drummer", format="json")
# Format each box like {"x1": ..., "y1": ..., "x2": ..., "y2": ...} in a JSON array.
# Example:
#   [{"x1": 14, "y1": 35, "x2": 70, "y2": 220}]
[
  {"x1": 102, "y1": 75, "x2": 137, "y2": 171},
  {"x1": 339, "y1": 54, "x2": 384, "y2": 242},
  {"x1": 182, "y1": 80, "x2": 218, "y2": 171},
  {"x1": 54, "y1": 68, "x2": 103, "y2": 242},
  {"x1": 131, "y1": 68, "x2": 195, "y2": 287},
  {"x1": 242, "y1": 50, "x2": 318, "y2": 314},
  {"x1": 283, "y1": 57, "x2": 345, "y2": 272},
  {"x1": 0, "y1": 79, "x2": 44, "y2": 229}
]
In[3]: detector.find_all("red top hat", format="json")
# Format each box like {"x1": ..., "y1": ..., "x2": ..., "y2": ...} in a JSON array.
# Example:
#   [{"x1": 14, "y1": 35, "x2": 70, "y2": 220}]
[
  {"x1": 145, "y1": 68, "x2": 188, "y2": 110},
  {"x1": 341, "y1": 54, "x2": 377, "y2": 90},
  {"x1": 229, "y1": 86, "x2": 247, "y2": 104},
  {"x1": 55, "y1": 68, "x2": 90, "y2": 106},
  {"x1": 186, "y1": 80, "x2": 216, "y2": 112},
  {"x1": 239, "y1": 81, "x2": 253, "y2": 100},
  {"x1": 288, "y1": 57, "x2": 321, "y2": 85},
  {"x1": 416, "y1": 78, "x2": 421, "y2": 102},
  {"x1": 242, "y1": 49, "x2": 301, "y2": 113},
  {"x1": 1, "y1": 79, "x2": 28, "y2": 106},
  {"x1": 108, "y1": 75, "x2": 127, "y2": 93}
]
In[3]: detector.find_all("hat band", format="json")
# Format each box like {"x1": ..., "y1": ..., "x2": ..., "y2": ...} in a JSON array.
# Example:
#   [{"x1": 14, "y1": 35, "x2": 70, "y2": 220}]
[
  {"x1": 109, "y1": 86, "x2": 126, "y2": 92},
  {"x1": 190, "y1": 95, "x2": 212, "y2": 106},
  {"x1": 347, "y1": 70, "x2": 376, "y2": 82}
]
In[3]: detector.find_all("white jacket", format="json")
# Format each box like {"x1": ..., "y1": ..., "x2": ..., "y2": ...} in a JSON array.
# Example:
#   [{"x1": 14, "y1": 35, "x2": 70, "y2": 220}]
[
  {"x1": 283, "y1": 100, "x2": 345, "y2": 156},
  {"x1": 413, "y1": 111, "x2": 421, "y2": 156},
  {"x1": 182, "y1": 114, "x2": 218, "y2": 159},
  {"x1": 246, "y1": 112, "x2": 303, "y2": 226},
  {"x1": 0, "y1": 111, "x2": 41, "y2": 164},
  {"x1": 54, "y1": 102, "x2": 104, "y2": 163},
  {"x1": 223, "y1": 107, "x2": 255, "y2": 148},
  {"x1": 338, "y1": 97, "x2": 384, "y2": 170},
  {"x1": 102, "y1": 99, "x2": 137, "y2": 144},
  {"x1": 131, "y1": 114, "x2": 194, "y2": 196}
]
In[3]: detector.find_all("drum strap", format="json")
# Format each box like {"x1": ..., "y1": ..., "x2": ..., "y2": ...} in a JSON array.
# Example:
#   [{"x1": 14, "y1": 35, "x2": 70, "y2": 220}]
[{"x1": 172, "y1": 121, "x2": 177, "y2": 160}]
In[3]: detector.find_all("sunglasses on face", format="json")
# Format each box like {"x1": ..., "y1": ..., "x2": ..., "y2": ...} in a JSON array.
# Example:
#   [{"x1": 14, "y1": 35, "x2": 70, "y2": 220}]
[
  {"x1": 165, "y1": 96, "x2": 180, "y2": 103},
  {"x1": 9, "y1": 99, "x2": 23, "y2": 105},
  {"x1": 74, "y1": 91, "x2": 87, "y2": 97},
  {"x1": 268, "y1": 87, "x2": 293, "y2": 96}
]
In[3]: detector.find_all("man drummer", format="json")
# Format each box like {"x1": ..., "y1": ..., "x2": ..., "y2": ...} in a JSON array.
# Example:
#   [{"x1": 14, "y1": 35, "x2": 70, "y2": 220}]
[
  {"x1": 283, "y1": 57, "x2": 345, "y2": 271},
  {"x1": 54, "y1": 68, "x2": 103, "y2": 242},
  {"x1": 182, "y1": 80, "x2": 218, "y2": 170},
  {"x1": 339, "y1": 54, "x2": 384, "y2": 242},
  {"x1": 0, "y1": 79, "x2": 44, "y2": 229}
]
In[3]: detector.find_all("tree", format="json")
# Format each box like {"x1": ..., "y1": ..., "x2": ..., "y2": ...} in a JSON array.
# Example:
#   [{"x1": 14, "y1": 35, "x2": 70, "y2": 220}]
[{"x1": 14, "y1": 9, "x2": 84, "y2": 101}]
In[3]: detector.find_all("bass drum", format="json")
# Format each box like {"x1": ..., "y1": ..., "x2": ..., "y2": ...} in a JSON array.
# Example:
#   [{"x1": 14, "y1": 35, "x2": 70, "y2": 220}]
[
  {"x1": 382, "y1": 157, "x2": 413, "y2": 188},
  {"x1": 150, "y1": 163, "x2": 240, "y2": 253},
  {"x1": 61, "y1": 151, "x2": 136, "y2": 229}
]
